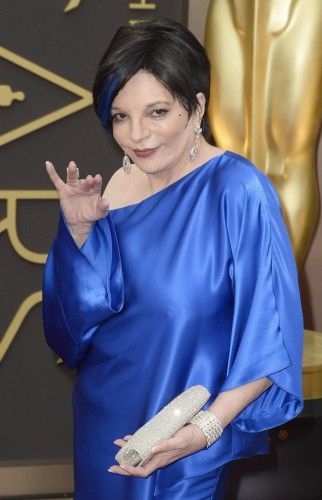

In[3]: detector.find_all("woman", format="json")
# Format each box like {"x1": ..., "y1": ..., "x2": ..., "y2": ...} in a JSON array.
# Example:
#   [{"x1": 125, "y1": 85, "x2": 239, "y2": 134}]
[{"x1": 43, "y1": 18, "x2": 303, "y2": 499}]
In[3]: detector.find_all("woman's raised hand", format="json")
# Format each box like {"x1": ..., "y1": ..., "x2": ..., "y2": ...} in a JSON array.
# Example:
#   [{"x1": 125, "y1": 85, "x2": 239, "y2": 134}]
[{"x1": 45, "y1": 160, "x2": 109, "y2": 246}]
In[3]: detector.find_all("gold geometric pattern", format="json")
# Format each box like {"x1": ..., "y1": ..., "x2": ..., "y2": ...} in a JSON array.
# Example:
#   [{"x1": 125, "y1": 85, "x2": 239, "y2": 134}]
[
  {"x1": 0, "y1": 291, "x2": 42, "y2": 363},
  {"x1": 0, "y1": 1, "x2": 160, "y2": 364},
  {"x1": 129, "y1": 1, "x2": 156, "y2": 9},
  {"x1": 0, "y1": 190, "x2": 59, "y2": 363},
  {"x1": 0, "y1": 190, "x2": 58, "y2": 264},
  {"x1": 0, "y1": 46, "x2": 92, "y2": 147},
  {"x1": 0, "y1": 84, "x2": 25, "y2": 107},
  {"x1": 128, "y1": 0, "x2": 157, "y2": 24},
  {"x1": 64, "y1": 0, "x2": 82, "y2": 12}
]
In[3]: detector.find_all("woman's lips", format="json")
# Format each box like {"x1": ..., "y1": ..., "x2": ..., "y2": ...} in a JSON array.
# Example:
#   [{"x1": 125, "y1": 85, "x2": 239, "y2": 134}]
[{"x1": 133, "y1": 147, "x2": 159, "y2": 158}]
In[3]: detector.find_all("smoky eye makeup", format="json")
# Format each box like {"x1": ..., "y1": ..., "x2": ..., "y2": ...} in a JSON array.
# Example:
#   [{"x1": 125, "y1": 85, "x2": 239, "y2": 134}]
[
  {"x1": 111, "y1": 108, "x2": 170, "y2": 122},
  {"x1": 150, "y1": 108, "x2": 169, "y2": 117},
  {"x1": 111, "y1": 112, "x2": 127, "y2": 122}
]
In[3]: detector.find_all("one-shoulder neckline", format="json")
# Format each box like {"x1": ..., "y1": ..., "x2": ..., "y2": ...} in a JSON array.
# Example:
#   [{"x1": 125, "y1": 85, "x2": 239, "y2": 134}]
[{"x1": 109, "y1": 150, "x2": 228, "y2": 213}]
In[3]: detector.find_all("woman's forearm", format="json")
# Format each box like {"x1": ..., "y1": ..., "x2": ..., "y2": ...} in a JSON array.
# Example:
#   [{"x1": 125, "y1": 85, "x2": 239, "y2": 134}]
[{"x1": 208, "y1": 377, "x2": 273, "y2": 429}]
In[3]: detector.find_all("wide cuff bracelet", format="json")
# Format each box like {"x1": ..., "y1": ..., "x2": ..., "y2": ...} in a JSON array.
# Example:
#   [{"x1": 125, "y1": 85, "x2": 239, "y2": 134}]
[{"x1": 189, "y1": 410, "x2": 223, "y2": 448}]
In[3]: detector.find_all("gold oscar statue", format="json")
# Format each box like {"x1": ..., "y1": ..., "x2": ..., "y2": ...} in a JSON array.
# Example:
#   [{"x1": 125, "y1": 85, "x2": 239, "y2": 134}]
[
  {"x1": 205, "y1": 0, "x2": 322, "y2": 270},
  {"x1": 205, "y1": 0, "x2": 322, "y2": 400}
]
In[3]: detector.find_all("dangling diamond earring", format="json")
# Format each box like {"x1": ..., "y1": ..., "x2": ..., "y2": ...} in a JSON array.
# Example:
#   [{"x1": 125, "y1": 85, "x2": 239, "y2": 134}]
[
  {"x1": 189, "y1": 122, "x2": 203, "y2": 162},
  {"x1": 122, "y1": 152, "x2": 132, "y2": 174}
]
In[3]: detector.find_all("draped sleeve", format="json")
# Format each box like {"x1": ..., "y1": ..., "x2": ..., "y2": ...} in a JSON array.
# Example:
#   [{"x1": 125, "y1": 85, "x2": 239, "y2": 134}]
[
  {"x1": 42, "y1": 213, "x2": 124, "y2": 369},
  {"x1": 219, "y1": 167, "x2": 304, "y2": 432}
]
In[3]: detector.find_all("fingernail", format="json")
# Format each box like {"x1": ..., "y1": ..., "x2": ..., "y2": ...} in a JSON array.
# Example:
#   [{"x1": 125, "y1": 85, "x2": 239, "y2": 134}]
[
  {"x1": 107, "y1": 467, "x2": 115, "y2": 473},
  {"x1": 45, "y1": 161, "x2": 50, "y2": 166}
]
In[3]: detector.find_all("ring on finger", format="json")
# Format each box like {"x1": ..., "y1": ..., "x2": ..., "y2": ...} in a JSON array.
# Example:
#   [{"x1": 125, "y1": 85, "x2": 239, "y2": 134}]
[{"x1": 66, "y1": 166, "x2": 80, "y2": 177}]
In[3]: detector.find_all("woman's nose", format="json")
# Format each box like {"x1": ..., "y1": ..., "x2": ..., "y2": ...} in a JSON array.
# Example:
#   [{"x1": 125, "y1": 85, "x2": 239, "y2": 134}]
[{"x1": 129, "y1": 119, "x2": 150, "y2": 143}]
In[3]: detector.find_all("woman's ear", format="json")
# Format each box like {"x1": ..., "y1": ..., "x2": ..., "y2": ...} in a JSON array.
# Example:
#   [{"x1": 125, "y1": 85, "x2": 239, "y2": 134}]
[{"x1": 196, "y1": 92, "x2": 206, "y2": 120}]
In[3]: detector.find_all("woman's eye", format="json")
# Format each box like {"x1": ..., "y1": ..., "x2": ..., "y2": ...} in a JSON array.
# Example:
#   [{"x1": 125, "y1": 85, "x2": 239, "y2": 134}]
[
  {"x1": 111, "y1": 113, "x2": 127, "y2": 123},
  {"x1": 150, "y1": 108, "x2": 169, "y2": 118}
]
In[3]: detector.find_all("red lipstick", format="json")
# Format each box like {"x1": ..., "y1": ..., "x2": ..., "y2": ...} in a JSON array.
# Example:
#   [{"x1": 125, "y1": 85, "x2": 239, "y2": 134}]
[{"x1": 133, "y1": 147, "x2": 159, "y2": 158}]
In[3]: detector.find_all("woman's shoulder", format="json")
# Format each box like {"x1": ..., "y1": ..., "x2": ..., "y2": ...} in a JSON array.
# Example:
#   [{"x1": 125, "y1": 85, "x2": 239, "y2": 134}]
[
  {"x1": 216, "y1": 151, "x2": 268, "y2": 187},
  {"x1": 103, "y1": 164, "x2": 146, "y2": 210},
  {"x1": 214, "y1": 150, "x2": 279, "y2": 205}
]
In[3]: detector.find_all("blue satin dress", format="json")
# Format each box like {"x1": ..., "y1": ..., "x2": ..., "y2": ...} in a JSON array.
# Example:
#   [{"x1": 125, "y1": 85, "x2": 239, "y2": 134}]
[{"x1": 42, "y1": 151, "x2": 304, "y2": 499}]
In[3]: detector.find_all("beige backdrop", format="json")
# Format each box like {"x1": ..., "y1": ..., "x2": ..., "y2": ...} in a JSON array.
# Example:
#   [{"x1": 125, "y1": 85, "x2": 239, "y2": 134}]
[{"x1": 188, "y1": 0, "x2": 322, "y2": 332}]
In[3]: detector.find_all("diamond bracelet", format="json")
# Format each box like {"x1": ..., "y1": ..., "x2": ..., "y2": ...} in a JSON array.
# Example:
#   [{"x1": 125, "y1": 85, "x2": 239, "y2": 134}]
[{"x1": 189, "y1": 410, "x2": 223, "y2": 448}]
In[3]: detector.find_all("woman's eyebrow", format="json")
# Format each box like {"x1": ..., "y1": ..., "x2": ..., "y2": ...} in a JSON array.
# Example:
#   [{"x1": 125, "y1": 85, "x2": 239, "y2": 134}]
[
  {"x1": 145, "y1": 100, "x2": 172, "y2": 108},
  {"x1": 111, "y1": 100, "x2": 172, "y2": 111}
]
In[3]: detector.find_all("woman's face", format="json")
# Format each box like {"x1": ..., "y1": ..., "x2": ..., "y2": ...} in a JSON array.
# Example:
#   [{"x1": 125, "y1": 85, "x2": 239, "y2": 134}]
[{"x1": 111, "y1": 70, "x2": 202, "y2": 174}]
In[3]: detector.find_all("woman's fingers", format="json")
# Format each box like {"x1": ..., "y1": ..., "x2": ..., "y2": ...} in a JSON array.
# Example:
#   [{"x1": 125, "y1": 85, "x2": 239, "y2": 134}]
[
  {"x1": 45, "y1": 161, "x2": 64, "y2": 189},
  {"x1": 79, "y1": 173, "x2": 102, "y2": 193},
  {"x1": 108, "y1": 448, "x2": 182, "y2": 477},
  {"x1": 113, "y1": 434, "x2": 132, "y2": 447},
  {"x1": 108, "y1": 428, "x2": 204, "y2": 478},
  {"x1": 90, "y1": 174, "x2": 103, "y2": 191},
  {"x1": 113, "y1": 438, "x2": 127, "y2": 447},
  {"x1": 46, "y1": 160, "x2": 103, "y2": 192},
  {"x1": 151, "y1": 437, "x2": 182, "y2": 454},
  {"x1": 114, "y1": 449, "x2": 179, "y2": 478},
  {"x1": 108, "y1": 465, "x2": 132, "y2": 476},
  {"x1": 99, "y1": 196, "x2": 109, "y2": 213},
  {"x1": 108, "y1": 447, "x2": 180, "y2": 477},
  {"x1": 46, "y1": 162, "x2": 105, "y2": 218},
  {"x1": 108, "y1": 437, "x2": 182, "y2": 477},
  {"x1": 66, "y1": 161, "x2": 80, "y2": 185}
]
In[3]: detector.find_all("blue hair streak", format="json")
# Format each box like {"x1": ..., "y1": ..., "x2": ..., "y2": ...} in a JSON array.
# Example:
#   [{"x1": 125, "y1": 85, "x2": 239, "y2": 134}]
[{"x1": 97, "y1": 75, "x2": 120, "y2": 130}]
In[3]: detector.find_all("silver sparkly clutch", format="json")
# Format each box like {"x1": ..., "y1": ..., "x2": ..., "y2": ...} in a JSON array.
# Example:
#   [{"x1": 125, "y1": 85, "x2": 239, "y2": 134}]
[{"x1": 115, "y1": 385, "x2": 210, "y2": 467}]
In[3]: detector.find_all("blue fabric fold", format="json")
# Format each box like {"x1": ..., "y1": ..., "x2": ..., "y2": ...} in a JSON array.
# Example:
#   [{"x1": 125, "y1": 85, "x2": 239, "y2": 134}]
[
  {"x1": 42, "y1": 213, "x2": 124, "y2": 368},
  {"x1": 219, "y1": 169, "x2": 303, "y2": 431}
]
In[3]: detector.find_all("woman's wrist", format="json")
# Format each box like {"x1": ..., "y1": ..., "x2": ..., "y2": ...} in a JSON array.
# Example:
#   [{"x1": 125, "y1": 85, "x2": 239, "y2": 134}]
[
  {"x1": 189, "y1": 410, "x2": 223, "y2": 448},
  {"x1": 68, "y1": 221, "x2": 93, "y2": 247}
]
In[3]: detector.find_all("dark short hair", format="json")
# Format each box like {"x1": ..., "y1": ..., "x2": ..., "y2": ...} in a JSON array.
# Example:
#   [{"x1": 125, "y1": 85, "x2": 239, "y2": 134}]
[{"x1": 92, "y1": 18, "x2": 212, "y2": 140}]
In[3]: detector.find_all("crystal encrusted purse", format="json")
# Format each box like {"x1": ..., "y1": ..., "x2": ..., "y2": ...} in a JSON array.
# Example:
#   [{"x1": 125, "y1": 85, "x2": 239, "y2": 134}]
[{"x1": 115, "y1": 385, "x2": 210, "y2": 467}]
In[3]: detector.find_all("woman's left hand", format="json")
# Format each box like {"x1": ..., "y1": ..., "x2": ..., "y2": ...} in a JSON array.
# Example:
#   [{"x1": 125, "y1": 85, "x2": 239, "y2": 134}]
[{"x1": 108, "y1": 424, "x2": 207, "y2": 477}]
